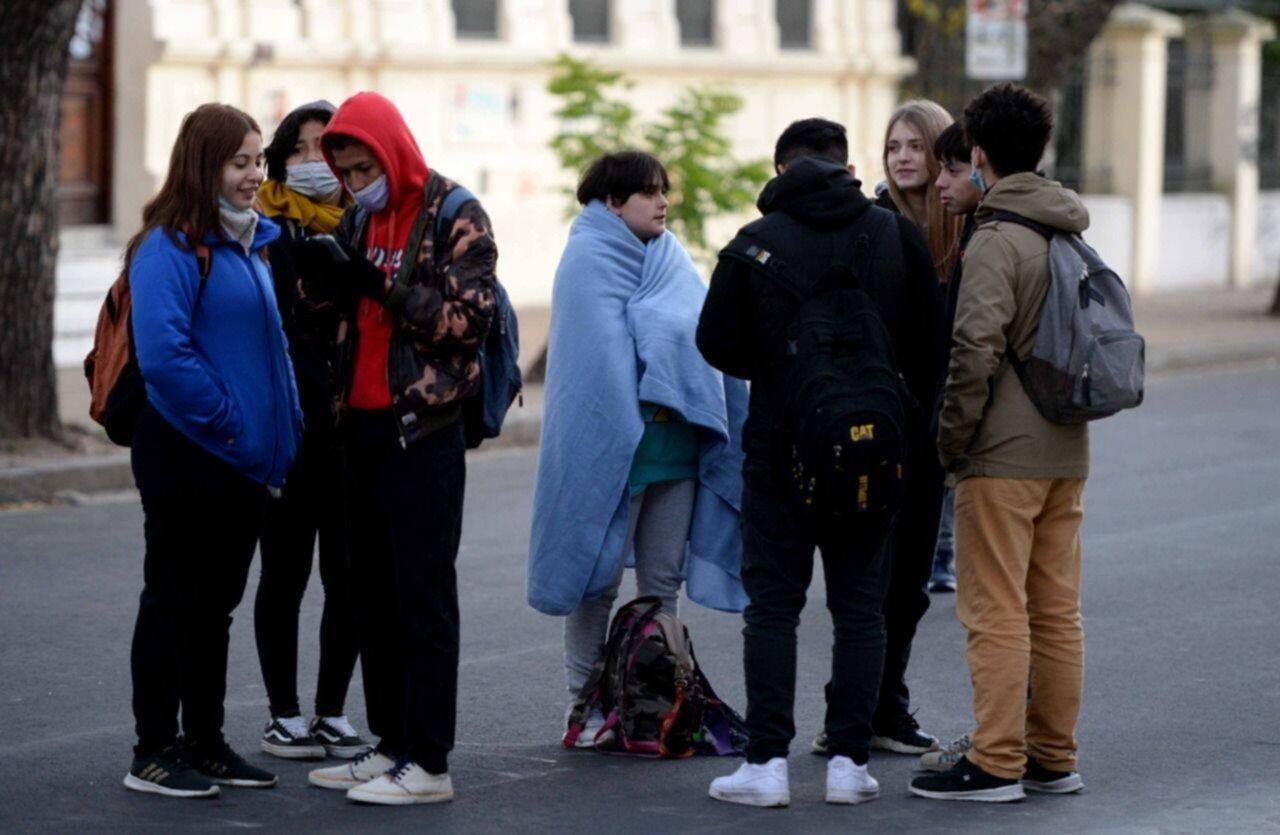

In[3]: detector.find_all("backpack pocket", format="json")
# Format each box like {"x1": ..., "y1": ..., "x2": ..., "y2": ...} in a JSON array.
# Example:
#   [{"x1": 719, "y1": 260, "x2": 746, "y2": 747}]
[{"x1": 1077, "y1": 330, "x2": 1145, "y2": 414}]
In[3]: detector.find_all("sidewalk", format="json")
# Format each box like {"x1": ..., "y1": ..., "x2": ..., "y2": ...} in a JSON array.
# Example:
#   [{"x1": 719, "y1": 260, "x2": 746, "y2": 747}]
[{"x1": 3, "y1": 285, "x2": 1278, "y2": 503}]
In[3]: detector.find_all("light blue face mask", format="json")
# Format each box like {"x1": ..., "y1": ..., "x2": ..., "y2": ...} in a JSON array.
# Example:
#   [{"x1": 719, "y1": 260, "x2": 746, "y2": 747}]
[
  {"x1": 285, "y1": 161, "x2": 341, "y2": 201},
  {"x1": 350, "y1": 174, "x2": 389, "y2": 213},
  {"x1": 968, "y1": 165, "x2": 988, "y2": 194}
]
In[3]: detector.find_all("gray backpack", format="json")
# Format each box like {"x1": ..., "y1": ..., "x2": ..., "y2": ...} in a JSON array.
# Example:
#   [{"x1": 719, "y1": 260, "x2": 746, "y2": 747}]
[{"x1": 989, "y1": 211, "x2": 1145, "y2": 424}]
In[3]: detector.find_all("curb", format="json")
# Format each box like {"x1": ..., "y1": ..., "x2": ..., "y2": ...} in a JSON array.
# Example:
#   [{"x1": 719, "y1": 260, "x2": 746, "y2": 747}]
[
  {"x1": 4, "y1": 341, "x2": 1278, "y2": 505},
  {"x1": 1, "y1": 415, "x2": 545, "y2": 506}
]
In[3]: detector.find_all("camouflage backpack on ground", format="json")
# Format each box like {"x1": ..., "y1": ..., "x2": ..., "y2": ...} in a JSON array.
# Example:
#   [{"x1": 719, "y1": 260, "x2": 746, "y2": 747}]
[{"x1": 564, "y1": 596, "x2": 747, "y2": 758}]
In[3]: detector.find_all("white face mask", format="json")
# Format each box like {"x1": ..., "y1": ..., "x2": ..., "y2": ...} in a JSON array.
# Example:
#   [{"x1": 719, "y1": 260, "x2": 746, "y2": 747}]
[
  {"x1": 350, "y1": 174, "x2": 390, "y2": 213},
  {"x1": 285, "y1": 161, "x2": 341, "y2": 201}
]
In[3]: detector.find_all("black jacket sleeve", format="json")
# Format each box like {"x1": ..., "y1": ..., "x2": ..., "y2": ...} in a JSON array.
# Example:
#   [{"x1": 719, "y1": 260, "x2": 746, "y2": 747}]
[{"x1": 697, "y1": 254, "x2": 762, "y2": 380}]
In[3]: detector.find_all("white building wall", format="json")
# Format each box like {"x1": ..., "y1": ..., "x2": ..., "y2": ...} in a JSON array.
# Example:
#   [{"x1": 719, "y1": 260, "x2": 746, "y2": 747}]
[
  {"x1": 1157, "y1": 193, "x2": 1234, "y2": 289},
  {"x1": 1256, "y1": 191, "x2": 1280, "y2": 285}
]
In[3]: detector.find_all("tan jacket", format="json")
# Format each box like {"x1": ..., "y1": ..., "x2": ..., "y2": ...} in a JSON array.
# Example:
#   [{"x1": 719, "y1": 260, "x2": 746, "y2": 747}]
[{"x1": 939, "y1": 173, "x2": 1091, "y2": 481}]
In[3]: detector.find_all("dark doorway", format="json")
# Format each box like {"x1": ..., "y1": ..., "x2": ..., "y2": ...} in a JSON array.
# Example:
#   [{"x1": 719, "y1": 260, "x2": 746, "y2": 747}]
[{"x1": 58, "y1": 0, "x2": 112, "y2": 226}]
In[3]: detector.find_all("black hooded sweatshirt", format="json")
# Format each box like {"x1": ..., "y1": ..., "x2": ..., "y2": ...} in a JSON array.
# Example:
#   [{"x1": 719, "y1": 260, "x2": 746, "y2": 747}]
[{"x1": 696, "y1": 156, "x2": 945, "y2": 490}]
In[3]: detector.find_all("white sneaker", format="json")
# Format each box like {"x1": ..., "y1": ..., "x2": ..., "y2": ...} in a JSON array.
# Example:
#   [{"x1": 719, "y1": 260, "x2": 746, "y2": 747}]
[
  {"x1": 825, "y1": 755, "x2": 879, "y2": 804},
  {"x1": 307, "y1": 749, "x2": 395, "y2": 790},
  {"x1": 346, "y1": 760, "x2": 454, "y2": 806},
  {"x1": 919, "y1": 733, "x2": 971, "y2": 772},
  {"x1": 708, "y1": 758, "x2": 790, "y2": 807}
]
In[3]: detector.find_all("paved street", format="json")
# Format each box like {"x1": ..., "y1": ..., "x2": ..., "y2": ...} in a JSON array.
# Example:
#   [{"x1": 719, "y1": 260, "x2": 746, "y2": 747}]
[{"x1": 2, "y1": 364, "x2": 1279, "y2": 833}]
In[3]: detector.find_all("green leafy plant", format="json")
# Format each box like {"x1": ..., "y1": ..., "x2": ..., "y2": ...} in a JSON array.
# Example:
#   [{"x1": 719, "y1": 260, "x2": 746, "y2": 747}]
[{"x1": 547, "y1": 53, "x2": 770, "y2": 258}]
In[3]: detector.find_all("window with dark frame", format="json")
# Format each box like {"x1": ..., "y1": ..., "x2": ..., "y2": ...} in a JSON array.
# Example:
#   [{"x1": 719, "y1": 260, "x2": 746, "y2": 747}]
[
  {"x1": 453, "y1": 0, "x2": 499, "y2": 39},
  {"x1": 677, "y1": 0, "x2": 714, "y2": 46},
  {"x1": 570, "y1": 0, "x2": 611, "y2": 43},
  {"x1": 777, "y1": 0, "x2": 812, "y2": 49}
]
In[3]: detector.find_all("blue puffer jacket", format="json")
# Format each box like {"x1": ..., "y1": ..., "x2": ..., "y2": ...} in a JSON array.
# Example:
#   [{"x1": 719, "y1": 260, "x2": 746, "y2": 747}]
[{"x1": 129, "y1": 221, "x2": 303, "y2": 487}]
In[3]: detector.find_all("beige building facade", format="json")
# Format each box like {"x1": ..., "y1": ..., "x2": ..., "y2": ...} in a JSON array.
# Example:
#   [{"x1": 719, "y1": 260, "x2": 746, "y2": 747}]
[{"x1": 109, "y1": 0, "x2": 913, "y2": 309}]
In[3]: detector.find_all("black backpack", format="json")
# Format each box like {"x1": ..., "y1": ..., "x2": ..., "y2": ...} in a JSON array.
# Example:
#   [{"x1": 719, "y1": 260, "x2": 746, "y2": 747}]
[{"x1": 726, "y1": 210, "x2": 916, "y2": 525}]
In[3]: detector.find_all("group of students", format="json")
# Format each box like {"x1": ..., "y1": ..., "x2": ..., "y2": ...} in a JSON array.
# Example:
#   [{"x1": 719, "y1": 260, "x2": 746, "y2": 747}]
[{"x1": 118, "y1": 79, "x2": 1090, "y2": 810}]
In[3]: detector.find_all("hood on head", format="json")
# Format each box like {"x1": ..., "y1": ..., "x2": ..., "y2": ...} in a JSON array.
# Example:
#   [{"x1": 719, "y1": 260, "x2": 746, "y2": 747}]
[
  {"x1": 757, "y1": 156, "x2": 872, "y2": 229},
  {"x1": 321, "y1": 91, "x2": 429, "y2": 211},
  {"x1": 977, "y1": 172, "x2": 1089, "y2": 234}
]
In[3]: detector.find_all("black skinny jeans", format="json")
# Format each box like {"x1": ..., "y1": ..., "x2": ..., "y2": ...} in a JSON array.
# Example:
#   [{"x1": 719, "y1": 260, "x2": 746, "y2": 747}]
[
  {"x1": 253, "y1": 415, "x2": 358, "y2": 719},
  {"x1": 741, "y1": 485, "x2": 891, "y2": 765},
  {"x1": 875, "y1": 452, "x2": 946, "y2": 729},
  {"x1": 344, "y1": 410, "x2": 465, "y2": 775},
  {"x1": 130, "y1": 405, "x2": 266, "y2": 756}
]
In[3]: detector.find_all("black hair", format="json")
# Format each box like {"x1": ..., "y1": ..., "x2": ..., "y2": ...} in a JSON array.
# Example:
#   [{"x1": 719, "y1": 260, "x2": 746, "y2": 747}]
[
  {"x1": 963, "y1": 83, "x2": 1053, "y2": 177},
  {"x1": 576, "y1": 151, "x2": 669, "y2": 206},
  {"x1": 265, "y1": 100, "x2": 337, "y2": 182},
  {"x1": 933, "y1": 122, "x2": 971, "y2": 166},
  {"x1": 320, "y1": 132, "x2": 361, "y2": 155},
  {"x1": 773, "y1": 118, "x2": 848, "y2": 168}
]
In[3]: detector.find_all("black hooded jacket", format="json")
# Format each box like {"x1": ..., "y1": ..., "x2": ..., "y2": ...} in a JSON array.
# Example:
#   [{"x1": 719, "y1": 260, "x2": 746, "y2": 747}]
[{"x1": 696, "y1": 157, "x2": 945, "y2": 490}]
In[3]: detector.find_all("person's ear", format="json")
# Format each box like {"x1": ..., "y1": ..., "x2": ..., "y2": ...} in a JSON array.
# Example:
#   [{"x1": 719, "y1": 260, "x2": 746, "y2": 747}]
[
  {"x1": 775, "y1": 163, "x2": 787, "y2": 175},
  {"x1": 847, "y1": 163, "x2": 857, "y2": 177},
  {"x1": 971, "y1": 146, "x2": 987, "y2": 171}
]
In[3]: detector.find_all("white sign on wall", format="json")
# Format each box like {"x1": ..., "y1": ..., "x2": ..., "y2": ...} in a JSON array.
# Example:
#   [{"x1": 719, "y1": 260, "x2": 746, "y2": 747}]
[{"x1": 966, "y1": 0, "x2": 1028, "y2": 80}]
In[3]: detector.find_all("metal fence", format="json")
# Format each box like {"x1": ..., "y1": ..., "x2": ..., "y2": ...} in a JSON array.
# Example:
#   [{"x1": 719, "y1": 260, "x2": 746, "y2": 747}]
[
  {"x1": 1262, "y1": 61, "x2": 1280, "y2": 189},
  {"x1": 1163, "y1": 36, "x2": 1216, "y2": 192}
]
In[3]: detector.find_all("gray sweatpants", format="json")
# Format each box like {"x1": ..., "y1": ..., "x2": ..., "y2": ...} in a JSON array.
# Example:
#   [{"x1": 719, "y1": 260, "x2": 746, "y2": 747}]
[{"x1": 563, "y1": 478, "x2": 697, "y2": 696}]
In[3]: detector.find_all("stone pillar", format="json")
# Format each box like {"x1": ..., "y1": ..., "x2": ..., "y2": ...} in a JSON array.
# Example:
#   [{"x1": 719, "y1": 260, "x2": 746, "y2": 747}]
[
  {"x1": 715, "y1": 0, "x2": 779, "y2": 56},
  {"x1": 1083, "y1": 4, "x2": 1183, "y2": 294},
  {"x1": 1190, "y1": 11, "x2": 1276, "y2": 289},
  {"x1": 612, "y1": 0, "x2": 679, "y2": 51},
  {"x1": 503, "y1": 0, "x2": 573, "y2": 49}
]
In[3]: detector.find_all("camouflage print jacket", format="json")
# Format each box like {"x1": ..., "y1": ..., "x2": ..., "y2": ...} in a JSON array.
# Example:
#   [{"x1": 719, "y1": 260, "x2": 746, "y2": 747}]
[{"x1": 332, "y1": 171, "x2": 498, "y2": 445}]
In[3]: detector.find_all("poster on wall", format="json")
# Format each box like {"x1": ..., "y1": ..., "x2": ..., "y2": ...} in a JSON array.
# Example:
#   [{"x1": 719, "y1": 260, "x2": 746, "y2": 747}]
[{"x1": 966, "y1": 0, "x2": 1028, "y2": 80}]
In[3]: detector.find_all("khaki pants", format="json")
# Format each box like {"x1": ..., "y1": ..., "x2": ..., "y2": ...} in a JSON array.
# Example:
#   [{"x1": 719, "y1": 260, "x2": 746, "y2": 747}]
[{"x1": 954, "y1": 476, "x2": 1086, "y2": 779}]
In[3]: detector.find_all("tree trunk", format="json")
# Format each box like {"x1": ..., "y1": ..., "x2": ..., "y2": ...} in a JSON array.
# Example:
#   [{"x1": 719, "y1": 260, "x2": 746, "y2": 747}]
[
  {"x1": 0, "y1": 0, "x2": 82, "y2": 439},
  {"x1": 1026, "y1": 0, "x2": 1121, "y2": 97}
]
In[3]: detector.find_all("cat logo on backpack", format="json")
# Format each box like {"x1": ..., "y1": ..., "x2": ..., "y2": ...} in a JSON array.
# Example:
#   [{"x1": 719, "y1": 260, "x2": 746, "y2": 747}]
[{"x1": 850, "y1": 424, "x2": 875, "y2": 442}]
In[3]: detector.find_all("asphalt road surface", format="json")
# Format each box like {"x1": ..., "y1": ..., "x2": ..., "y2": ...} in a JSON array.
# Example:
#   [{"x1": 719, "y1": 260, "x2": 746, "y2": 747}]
[{"x1": 2, "y1": 363, "x2": 1279, "y2": 833}]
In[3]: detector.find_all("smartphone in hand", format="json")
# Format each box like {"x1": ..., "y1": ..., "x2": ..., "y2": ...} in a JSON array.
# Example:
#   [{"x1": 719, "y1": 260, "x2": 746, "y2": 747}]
[{"x1": 308, "y1": 234, "x2": 350, "y2": 263}]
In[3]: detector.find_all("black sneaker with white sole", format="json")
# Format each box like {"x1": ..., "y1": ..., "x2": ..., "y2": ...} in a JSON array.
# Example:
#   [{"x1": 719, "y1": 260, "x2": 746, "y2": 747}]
[
  {"x1": 872, "y1": 713, "x2": 939, "y2": 754},
  {"x1": 310, "y1": 715, "x2": 372, "y2": 759},
  {"x1": 909, "y1": 756, "x2": 1026, "y2": 802},
  {"x1": 1022, "y1": 756, "x2": 1085, "y2": 794},
  {"x1": 261, "y1": 715, "x2": 326, "y2": 760},
  {"x1": 123, "y1": 746, "x2": 220, "y2": 798},
  {"x1": 184, "y1": 740, "x2": 279, "y2": 788}
]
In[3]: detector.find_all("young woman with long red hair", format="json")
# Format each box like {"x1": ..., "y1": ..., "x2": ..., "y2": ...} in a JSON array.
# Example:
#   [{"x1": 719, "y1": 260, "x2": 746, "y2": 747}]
[{"x1": 122, "y1": 103, "x2": 302, "y2": 798}]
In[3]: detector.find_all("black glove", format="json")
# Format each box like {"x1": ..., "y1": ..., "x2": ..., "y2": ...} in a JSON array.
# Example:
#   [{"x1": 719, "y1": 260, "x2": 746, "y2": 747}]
[
  {"x1": 292, "y1": 237, "x2": 390, "y2": 303},
  {"x1": 333, "y1": 238, "x2": 392, "y2": 301}
]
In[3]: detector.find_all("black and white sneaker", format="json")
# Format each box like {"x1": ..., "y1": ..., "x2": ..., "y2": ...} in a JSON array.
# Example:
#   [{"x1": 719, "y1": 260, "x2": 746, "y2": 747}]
[
  {"x1": 909, "y1": 756, "x2": 1026, "y2": 802},
  {"x1": 261, "y1": 715, "x2": 326, "y2": 760},
  {"x1": 124, "y1": 746, "x2": 220, "y2": 798},
  {"x1": 1022, "y1": 756, "x2": 1085, "y2": 794},
  {"x1": 185, "y1": 740, "x2": 279, "y2": 788},
  {"x1": 310, "y1": 715, "x2": 372, "y2": 759},
  {"x1": 872, "y1": 713, "x2": 939, "y2": 754}
]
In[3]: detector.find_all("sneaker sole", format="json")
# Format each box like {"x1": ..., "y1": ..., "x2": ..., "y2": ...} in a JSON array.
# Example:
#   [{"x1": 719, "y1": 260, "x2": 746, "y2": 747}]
[
  {"x1": 261, "y1": 739, "x2": 327, "y2": 760},
  {"x1": 872, "y1": 736, "x2": 938, "y2": 755},
  {"x1": 908, "y1": 783, "x2": 1026, "y2": 802},
  {"x1": 708, "y1": 787, "x2": 790, "y2": 808},
  {"x1": 1023, "y1": 775, "x2": 1085, "y2": 794},
  {"x1": 826, "y1": 788, "x2": 879, "y2": 805},
  {"x1": 208, "y1": 776, "x2": 279, "y2": 788},
  {"x1": 309, "y1": 772, "x2": 365, "y2": 790},
  {"x1": 123, "y1": 774, "x2": 220, "y2": 798},
  {"x1": 320, "y1": 742, "x2": 374, "y2": 759},
  {"x1": 346, "y1": 788, "x2": 455, "y2": 805}
]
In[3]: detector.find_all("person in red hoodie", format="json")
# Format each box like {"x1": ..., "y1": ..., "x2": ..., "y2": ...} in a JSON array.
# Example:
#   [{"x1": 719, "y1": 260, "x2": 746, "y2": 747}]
[{"x1": 295, "y1": 92, "x2": 497, "y2": 805}]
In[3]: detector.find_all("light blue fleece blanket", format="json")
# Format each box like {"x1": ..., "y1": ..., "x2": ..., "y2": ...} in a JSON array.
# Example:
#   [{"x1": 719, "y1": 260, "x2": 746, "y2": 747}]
[{"x1": 527, "y1": 201, "x2": 748, "y2": 616}]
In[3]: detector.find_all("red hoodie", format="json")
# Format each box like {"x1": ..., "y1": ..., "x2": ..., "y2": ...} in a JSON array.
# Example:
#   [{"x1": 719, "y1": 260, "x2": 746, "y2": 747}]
[{"x1": 322, "y1": 92, "x2": 430, "y2": 411}]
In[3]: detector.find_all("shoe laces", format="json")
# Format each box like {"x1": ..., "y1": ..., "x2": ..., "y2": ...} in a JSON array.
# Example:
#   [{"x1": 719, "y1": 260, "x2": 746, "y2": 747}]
[
  {"x1": 276, "y1": 715, "x2": 310, "y2": 738},
  {"x1": 941, "y1": 733, "x2": 971, "y2": 754},
  {"x1": 897, "y1": 710, "x2": 922, "y2": 733},
  {"x1": 388, "y1": 757, "x2": 416, "y2": 782},
  {"x1": 319, "y1": 714, "x2": 359, "y2": 738}
]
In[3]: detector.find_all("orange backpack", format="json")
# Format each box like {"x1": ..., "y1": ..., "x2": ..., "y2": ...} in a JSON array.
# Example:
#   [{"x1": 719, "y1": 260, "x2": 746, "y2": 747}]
[{"x1": 84, "y1": 242, "x2": 211, "y2": 445}]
